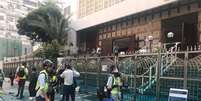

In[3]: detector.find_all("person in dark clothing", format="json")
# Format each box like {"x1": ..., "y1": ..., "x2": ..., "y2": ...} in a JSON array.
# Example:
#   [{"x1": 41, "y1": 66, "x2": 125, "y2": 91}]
[
  {"x1": 0, "y1": 69, "x2": 4, "y2": 89},
  {"x1": 57, "y1": 64, "x2": 65, "y2": 101},
  {"x1": 28, "y1": 67, "x2": 38, "y2": 100},
  {"x1": 9, "y1": 71, "x2": 15, "y2": 86},
  {"x1": 47, "y1": 65, "x2": 57, "y2": 101}
]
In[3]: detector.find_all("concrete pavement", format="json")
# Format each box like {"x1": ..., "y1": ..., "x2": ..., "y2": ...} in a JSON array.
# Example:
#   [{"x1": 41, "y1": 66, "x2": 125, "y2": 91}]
[{"x1": 1, "y1": 78, "x2": 97, "y2": 101}]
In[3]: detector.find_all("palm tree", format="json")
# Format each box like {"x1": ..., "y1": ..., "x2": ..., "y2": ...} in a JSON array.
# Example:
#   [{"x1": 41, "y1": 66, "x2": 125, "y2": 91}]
[
  {"x1": 17, "y1": 1, "x2": 69, "y2": 45},
  {"x1": 17, "y1": 1, "x2": 70, "y2": 61}
]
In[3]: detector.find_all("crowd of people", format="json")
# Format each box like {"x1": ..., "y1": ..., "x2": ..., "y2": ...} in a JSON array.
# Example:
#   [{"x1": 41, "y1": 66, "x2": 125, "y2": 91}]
[
  {"x1": 1, "y1": 59, "x2": 80, "y2": 101},
  {"x1": 0, "y1": 58, "x2": 127, "y2": 101}
]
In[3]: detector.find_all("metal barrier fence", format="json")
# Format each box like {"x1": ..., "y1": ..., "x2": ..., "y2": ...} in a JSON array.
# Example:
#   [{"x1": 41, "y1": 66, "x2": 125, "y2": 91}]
[
  {"x1": 66, "y1": 51, "x2": 201, "y2": 101},
  {"x1": 3, "y1": 57, "x2": 43, "y2": 76}
]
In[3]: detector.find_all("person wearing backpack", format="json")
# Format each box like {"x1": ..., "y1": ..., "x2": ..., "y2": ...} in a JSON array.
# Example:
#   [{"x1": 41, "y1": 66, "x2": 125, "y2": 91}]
[
  {"x1": 35, "y1": 59, "x2": 53, "y2": 101},
  {"x1": 28, "y1": 67, "x2": 38, "y2": 100},
  {"x1": 106, "y1": 65, "x2": 122, "y2": 101},
  {"x1": 60, "y1": 64, "x2": 80, "y2": 101},
  {"x1": 0, "y1": 69, "x2": 5, "y2": 89},
  {"x1": 15, "y1": 62, "x2": 28, "y2": 99}
]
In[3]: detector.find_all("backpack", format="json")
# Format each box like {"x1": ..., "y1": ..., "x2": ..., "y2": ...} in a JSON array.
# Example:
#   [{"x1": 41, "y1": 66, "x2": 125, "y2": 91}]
[{"x1": 17, "y1": 67, "x2": 25, "y2": 77}]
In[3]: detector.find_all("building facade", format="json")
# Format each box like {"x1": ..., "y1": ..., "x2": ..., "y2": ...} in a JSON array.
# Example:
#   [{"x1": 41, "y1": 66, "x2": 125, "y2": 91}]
[
  {"x1": 65, "y1": 0, "x2": 201, "y2": 55},
  {"x1": 0, "y1": 0, "x2": 39, "y2": 60}
]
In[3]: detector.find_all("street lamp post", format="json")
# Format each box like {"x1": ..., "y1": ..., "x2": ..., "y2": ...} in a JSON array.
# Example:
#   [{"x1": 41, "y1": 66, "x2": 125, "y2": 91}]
[
  {"x1": 167, "y1": 32, "x2": 174, "y2": 50},
  {"x1": 167, "y1": 32, "x2": 174, "y2": 40}
]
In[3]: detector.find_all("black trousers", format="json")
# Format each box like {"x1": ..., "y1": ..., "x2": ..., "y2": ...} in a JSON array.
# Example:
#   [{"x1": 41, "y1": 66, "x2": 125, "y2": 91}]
[
  {"x1": 29, "y1": 83, "x2": 37, "y2": 97},
  {"x1": 10, "y1": 78, "x2": 14, "y2": 86},
  {"x1": 47, "y1": 88, "x2": 55, "y2": 101},
  {"x1": 63, "y1": 85, "x2": 75, "y2": 101},
  {"x1": 16, "y1": 79, "x2": 25, "y2": 98},
  {"x1": 0, "y1": 81, "x2": 3, "y2": 88}
]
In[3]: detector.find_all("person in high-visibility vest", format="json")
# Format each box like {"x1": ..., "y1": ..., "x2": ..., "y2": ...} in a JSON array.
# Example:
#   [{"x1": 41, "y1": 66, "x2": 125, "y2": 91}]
[
  {"x1": 15, "y1": 62, "x2": 28, "y2": 99},
  {"x1": 106, "y1": 65, "x2": 122, "y2": 101},
  {"x1": 35, "y1": 59, "x2": 53, "y2": 101}
]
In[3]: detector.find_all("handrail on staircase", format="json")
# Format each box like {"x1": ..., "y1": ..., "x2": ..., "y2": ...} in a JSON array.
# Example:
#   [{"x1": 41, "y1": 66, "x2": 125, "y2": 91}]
[{"x1": 139, "y1": 42, "x2": 181, "y2": 94}]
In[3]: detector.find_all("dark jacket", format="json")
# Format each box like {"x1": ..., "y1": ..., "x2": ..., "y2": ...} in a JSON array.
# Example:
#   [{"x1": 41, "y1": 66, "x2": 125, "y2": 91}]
[{"x1": 29, "y1": 71, "x2": 38, "y2": 88}]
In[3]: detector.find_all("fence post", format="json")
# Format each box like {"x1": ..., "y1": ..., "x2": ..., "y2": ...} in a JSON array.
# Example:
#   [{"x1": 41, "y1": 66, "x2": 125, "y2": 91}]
[
  {"x1": 97, "y1": 55, "x2": 101, "y2": 87},
  {"x1": 133, "y1": 55, "x2": 137, "y2": 101},
  {"x1": 84, "y1": 57, "x2": 88, "y2": 91},
  {"x1": 156, "y1": 48, "x2": 161, "y2": 101},
  {"x1": 183, "y1": 52, "x2": 188, "y2": 89},
  {"x1": 114, "y1": 55, "x2": 118, "y2": 68}
]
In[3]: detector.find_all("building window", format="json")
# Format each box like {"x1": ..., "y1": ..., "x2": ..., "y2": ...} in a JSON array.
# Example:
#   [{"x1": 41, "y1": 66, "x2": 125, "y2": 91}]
[
  {"x1": 112, "y1": 24, "x2": 116, "y2": 31},
  {"x1": 112, "y1": 32, "x2": 116, "y2": 37},
  {"x1": 79, "y1": 0, "x2": 125, "y2": 18},
  {"x1": 64, "y1": 6, "x2": 71, "y2": 16},
  {"x1": 0, "y1": 15, "x2": 4, "y2": 20},
  {"x1": 7, "y1": 16, "x2": 14, "y2": 22},
  {"x1": 99, "y1": 35, "x2": 103, "y2": 40},
  {"x1": 99, "y1": 41, "x2": 102, "y2": 46}
]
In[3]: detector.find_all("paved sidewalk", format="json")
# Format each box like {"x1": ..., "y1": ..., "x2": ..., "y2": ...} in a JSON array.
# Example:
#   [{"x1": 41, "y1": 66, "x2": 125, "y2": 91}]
[{"x1": 1, "y1": 78, "x2": 97, "y2": 101}]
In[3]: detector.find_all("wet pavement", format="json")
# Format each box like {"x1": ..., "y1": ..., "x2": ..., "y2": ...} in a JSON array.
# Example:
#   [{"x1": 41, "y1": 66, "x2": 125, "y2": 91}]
[{"x1": 1, "y1": 78, "x2": 97, "y2": 101}]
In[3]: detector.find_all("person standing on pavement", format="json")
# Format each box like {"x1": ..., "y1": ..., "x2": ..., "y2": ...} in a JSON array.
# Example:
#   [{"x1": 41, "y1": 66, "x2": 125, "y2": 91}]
[
  {"x1": 60, "y1": 64, "x2": 80, "y2": 101},
  {"x1": 15, "y1": 62, "x2": 28, "y2": 99},
  {"x1": 28, "y1": 67, "x2": 38, "y2": 100},
  {"x1": 47, "y1": 64, "x2": 57, "y2": 101},
  {"x1": 106, "y1": 65, "x2": 122, "y2": 101},
  {"x1": 56, "y1": 64, "x2": 65, "y2": 101},
  {"x1": 35, "y1": 59, "x2": 52, "y2": 101},
  {"x1": 0, "y1": 69, "x2": 5, "y2": 89},
  {"x1": 9, "y1": 71, "x2": 15, "y2": 86}
]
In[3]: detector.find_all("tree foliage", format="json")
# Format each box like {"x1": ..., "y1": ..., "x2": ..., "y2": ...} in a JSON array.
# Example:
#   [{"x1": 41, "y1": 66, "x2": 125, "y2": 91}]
[
  {"x1": 17, "y1": 1, "x2": 69, "y2": 45},
  {"x1": 34, "y1": 40, "x2": 62, "y2": 62},
  {"x1": 17, "y1": 1, "x2": 70, "y2": 60}
]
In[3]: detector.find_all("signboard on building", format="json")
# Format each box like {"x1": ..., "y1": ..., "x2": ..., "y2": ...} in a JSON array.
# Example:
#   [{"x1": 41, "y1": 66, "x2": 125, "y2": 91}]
[{"x1": 168, "y1": 88, "x2": 188, "y2": 101}]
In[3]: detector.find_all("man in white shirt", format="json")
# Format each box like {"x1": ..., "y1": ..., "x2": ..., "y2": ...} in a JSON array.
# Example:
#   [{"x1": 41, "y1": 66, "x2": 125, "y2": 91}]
[{"x1": 60, "y1": 64, "x2": 80, "y2": 101}]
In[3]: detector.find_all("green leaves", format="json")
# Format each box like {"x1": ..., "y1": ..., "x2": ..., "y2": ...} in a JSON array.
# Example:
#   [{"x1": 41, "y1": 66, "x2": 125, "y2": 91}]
[
  {"x1": 34, "y1": 40, "x2": 62, "y2": 62},
  {"x1": 17, "y1": 1, "x2": 70, "y2": 61},
  {"x1": 17, "y1": 1, "x2": 69, "y2": 45}
]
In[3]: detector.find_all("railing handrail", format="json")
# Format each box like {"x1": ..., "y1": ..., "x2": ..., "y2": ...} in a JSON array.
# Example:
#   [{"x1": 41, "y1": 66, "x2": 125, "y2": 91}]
[{"x1": 139, "y1": 42, "x2": 181, "y2": 94}]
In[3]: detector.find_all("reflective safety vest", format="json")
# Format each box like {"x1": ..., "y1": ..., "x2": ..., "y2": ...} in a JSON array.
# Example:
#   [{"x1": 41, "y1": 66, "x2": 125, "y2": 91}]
[
  {"x1": 50, "y1": 75, "x2": 57, "y2": 82},
  {"x1": 49, "y1": 75, "x2": 57, "y2": 87},
  {"x1": 18, "y1": 66, "x2": 27, "y2": 80},
  {"x1": 111, "y1": 76, "x2": 121, "y2": 96},
  {"x1": 35, "y1": 70, "x2": 49, "y2": 93}
]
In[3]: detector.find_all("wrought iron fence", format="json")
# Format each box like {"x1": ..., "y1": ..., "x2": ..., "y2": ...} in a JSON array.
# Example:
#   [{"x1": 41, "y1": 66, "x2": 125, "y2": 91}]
[
  {"x1": 3, "y1": 49, "x2": 201, "y2": 101},
  {"x1": 65, "y1": 50, "x2": 201, "y2": 101}
]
